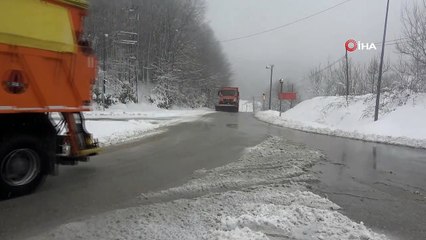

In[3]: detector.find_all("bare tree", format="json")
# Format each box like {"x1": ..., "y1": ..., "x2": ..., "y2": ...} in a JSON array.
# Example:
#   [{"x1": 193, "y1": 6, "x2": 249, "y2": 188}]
[
  {"x1": 305, "y1": 55, "x2": 393, "y2": 98},
  {"x1": 396, "y1": 0, "x2": 426, "y2": 92},
  {"x1": 366, "y1": 56, "x2": 379, "y2": 94},
  {"x1": 398, "y1": 1, "x2": 426, "y2": 65},
  {"x1": 308, "y1": 67, "x2": 325, "y2": 97}
]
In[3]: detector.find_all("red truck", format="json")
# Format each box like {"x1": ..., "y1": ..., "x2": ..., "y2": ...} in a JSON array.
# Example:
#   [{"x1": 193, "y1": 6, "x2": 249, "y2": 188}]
[
  {"x1": 0, "y1": 0, "x2": 99, "y2": 199},
  {"x1": 215, "y1": 87, "x2": 239, "y2": 112}
]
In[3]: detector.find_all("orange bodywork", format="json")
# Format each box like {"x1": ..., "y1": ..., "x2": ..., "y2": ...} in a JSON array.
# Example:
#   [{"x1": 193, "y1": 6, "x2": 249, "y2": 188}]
[{"x1": 0, "y1": 0, "x2": 96, "y2": 114}]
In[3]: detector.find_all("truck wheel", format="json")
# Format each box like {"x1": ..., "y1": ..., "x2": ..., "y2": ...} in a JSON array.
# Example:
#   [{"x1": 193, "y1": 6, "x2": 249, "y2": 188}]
[{"x1": 0, "y1": 136, "x2": 47, "y2": 199}]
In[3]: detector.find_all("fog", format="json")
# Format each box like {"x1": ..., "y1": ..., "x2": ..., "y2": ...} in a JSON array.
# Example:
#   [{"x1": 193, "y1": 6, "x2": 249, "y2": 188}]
[{"x1": 205, "y1": 0, "x2": 419, "y2": 98}]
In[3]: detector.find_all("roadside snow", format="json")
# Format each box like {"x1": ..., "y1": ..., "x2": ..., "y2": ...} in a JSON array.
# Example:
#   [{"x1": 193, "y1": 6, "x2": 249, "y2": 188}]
[
  {"x1": 85, "y1": 120, "x2": 162, "y2": 146},
  {"x1": 86, "y1": 102, "x2": 211, "y2": 120},
  {"x1": 32, "y1": 136, "x2": 388, "y2": 240},
  {"x1": 256, "y1": 93, "x2": 426, "y2": 148},
  {"x1": 239, "y1": 100, "x2": 253, "y2": 112},
  {"x1": 239, "y1": 99, "x2": 261, "y2": 113},
  {"x1": 140, "y1": 136, "x2": 321, "y2": 202},
  {"x1": 83, "y1": 103, "x2": 212, "y2": 146}
]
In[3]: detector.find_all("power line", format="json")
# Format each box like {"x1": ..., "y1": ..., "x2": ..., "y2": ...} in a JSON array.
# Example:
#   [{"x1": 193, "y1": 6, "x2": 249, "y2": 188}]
[
  {"x1": 374, "y1": 37, "x2": 409, "y2": 46},
  {"x1": 312, "y1": 56, "x2": 346, "y2": 75},
  {"x1": 221, "y1": 0, "x2": 354, "y2": 43},
  {"x1": 311, "y1": 37, "x2": 408, "y2": 75}
]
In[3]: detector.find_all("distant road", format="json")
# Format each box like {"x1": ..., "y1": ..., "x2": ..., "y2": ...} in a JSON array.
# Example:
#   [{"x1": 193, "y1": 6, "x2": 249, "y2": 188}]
[{"x1": 0, "y1": 113, "x2": 425, "y2": 240}]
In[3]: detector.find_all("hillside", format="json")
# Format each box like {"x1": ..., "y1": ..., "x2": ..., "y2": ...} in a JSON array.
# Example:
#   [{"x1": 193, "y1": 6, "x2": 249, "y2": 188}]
[{"x1": 256, "y1": 92, "x2": 426, "y2": 148}]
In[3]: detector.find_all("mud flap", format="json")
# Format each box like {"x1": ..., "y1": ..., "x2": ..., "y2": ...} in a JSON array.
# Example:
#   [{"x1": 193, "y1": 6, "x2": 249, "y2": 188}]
[{"x1": 60, "y1": 112, "x2": 100, "y2": 161}]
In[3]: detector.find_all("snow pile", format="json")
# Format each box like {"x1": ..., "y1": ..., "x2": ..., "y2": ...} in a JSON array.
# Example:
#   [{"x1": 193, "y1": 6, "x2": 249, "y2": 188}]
[
  {"x1": 85, "y1": 120, "x2": 162, "y2": 146},
  {"x1": 32, "y1": 137, "x2": 388, "y2": 240},
  {"x1": 239, "y1": 99, "x2": 261, "y2": 113},
  {"x1": 36, "y1": 187, "x2": 385, "y2": 240},
  {"x1": 83, "y1": 102, "x2": 212, "y2": 146},
  {"x1": 86, "y1": 102, "x2": 211, "y2": 120},
  {"x1": 140, "y1": 136, "x2": 321, "y2": 202},
  {"x1": 239, "y1": 100, "x2": 253, "y2": 112},
  {"x1": 256, "y1": 92, "x2": 426, "y2": 148}
]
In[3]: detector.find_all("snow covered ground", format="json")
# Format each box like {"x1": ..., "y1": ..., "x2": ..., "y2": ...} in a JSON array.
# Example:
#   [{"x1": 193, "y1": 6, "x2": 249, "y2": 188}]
[
  {"x1": 82, "y1": 103, "x2": 212, "y2": 146},
  {"x1": 239, "y1": 100, "x2": 254, "y2": 112},
  {"x1": 239, "y1": 99, "x2": 261, "y2": 113},
  {"x1": 256, "y1": 92, "x2": 426, "y2": 149},
  {"x1": 31, "y1": 137, "x2": 388, "y2": 240}
]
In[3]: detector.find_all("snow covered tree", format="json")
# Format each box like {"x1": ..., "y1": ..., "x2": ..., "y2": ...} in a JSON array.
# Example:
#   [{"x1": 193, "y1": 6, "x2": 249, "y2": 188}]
[{"x1": 85, "y1": 0, "x2": 231, "y2": 109}]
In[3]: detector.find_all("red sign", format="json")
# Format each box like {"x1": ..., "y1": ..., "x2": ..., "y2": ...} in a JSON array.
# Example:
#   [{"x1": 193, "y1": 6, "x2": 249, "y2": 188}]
[
  {"x1": 345, "y1": 39, "x2": 358, "y2": 52},
  {"x1": 279, "y1": 92, "x2": 297, "y2": 100}
]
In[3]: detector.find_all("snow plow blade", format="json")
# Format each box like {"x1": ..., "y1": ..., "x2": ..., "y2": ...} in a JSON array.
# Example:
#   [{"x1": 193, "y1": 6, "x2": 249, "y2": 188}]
[{"x1": 215, "y1": 105, "x2": 239, "y2": 112}]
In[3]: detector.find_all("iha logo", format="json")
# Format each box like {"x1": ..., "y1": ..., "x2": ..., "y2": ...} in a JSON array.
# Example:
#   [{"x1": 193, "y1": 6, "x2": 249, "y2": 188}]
[{"x1": 345, "y1": 39, "x2": 377, "y2": 52}]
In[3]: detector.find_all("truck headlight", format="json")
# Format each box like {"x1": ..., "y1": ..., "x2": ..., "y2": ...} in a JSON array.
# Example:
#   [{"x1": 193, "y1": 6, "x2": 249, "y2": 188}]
[{"x1": 62, "y1": 142, "x2": 71, "y2": 156}]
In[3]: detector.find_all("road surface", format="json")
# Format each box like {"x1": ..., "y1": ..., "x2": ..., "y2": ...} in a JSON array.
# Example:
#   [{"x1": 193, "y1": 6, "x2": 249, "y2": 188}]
[{"x1": 0, "y1": 112, "x2": 425, "y2": 240}]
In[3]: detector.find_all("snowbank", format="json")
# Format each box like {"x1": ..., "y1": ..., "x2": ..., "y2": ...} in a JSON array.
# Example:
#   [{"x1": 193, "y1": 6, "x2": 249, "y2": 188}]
[
  {"x1": 256, "y1": 93, "x2": 426, "y2": 148},
  {"x1": 86, "y1": 102, "x2": 212, "y2": 120},
  {"x1": 239, "y1": 100, "x2": 253, "y2": 112},
  {"x1": 32, "y1": 137, "x2": 388, "y2": 240},
  {"x1": 85, "y1": 119, "x2": 162, "y2": 146},
  {"x1": 83, "y1": 102, "x2": 212, "y2": 146},
  {"x1": 239, "y1": 99, "x2": 261, "y2": 113}
]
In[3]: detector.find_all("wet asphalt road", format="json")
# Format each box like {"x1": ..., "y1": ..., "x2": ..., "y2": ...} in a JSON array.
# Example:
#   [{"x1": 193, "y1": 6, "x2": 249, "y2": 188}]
[
  {"x1": 0, "y1": 112, "x2": 425, "y2": 240},
  {"x1": 271, "y1": 122, "x2": 426, "y2": 240}
]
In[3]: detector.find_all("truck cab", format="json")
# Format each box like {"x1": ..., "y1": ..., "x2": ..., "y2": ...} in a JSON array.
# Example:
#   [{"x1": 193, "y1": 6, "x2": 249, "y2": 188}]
[{"x1": 215, "y1": 87, "x2": 239, "y2": 112}]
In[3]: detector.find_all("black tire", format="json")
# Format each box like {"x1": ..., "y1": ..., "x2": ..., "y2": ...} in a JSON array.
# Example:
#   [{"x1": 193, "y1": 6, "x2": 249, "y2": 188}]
[{"x1": 0, "y1": 136, "x2": 47, "y2": 199}]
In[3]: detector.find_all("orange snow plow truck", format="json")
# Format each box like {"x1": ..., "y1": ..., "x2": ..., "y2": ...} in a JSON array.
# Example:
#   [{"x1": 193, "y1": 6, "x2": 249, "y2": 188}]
[
  {"x1": 0, "y1": 0, "x2": 100, "y2": 199},
  {"x1": 215, "y1": 87, "x2": 239, "y2": 112}
]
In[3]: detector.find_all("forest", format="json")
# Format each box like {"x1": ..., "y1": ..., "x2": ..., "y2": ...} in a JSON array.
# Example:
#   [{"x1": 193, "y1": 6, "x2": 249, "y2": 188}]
[{"x1": 85, "y1": 0, "x2": 231, "y2": 108}]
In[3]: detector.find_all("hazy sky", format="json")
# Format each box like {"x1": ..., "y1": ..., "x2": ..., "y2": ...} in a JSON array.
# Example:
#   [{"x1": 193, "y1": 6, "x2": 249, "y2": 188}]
[{"x1": 205, "y1": 0, "x2": 419, "y2": 98}]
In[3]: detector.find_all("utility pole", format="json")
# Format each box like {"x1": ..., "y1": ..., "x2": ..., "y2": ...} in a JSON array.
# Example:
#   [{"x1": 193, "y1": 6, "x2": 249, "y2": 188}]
[
  {"x1": 102, "y1": 33, "x2": 108, "y2": 109},
  {"x1": 266, "y1": 65, "x2": 274, "y2": 110},
  {"x1": 252, "y1": 96, "x2": 256, "y2": 113},
  {"x1": 290, "y1": 84, "x2": 294, "y2": 109},
  {"x1": 374, "y1": 0, "x2": 390, "y2": 121},
  {"x1": 279, "y1": 79, "x2": 284, "y2": 116},
  {"x1": 116, "y1": 31, "x2": 138, "y2": 103},
  {"x1": 345, "y1": 49, "x2": 349, "y2": 104},
  {"x1": 134, "y1": 63, "x2": 138, "y2": 103}
]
